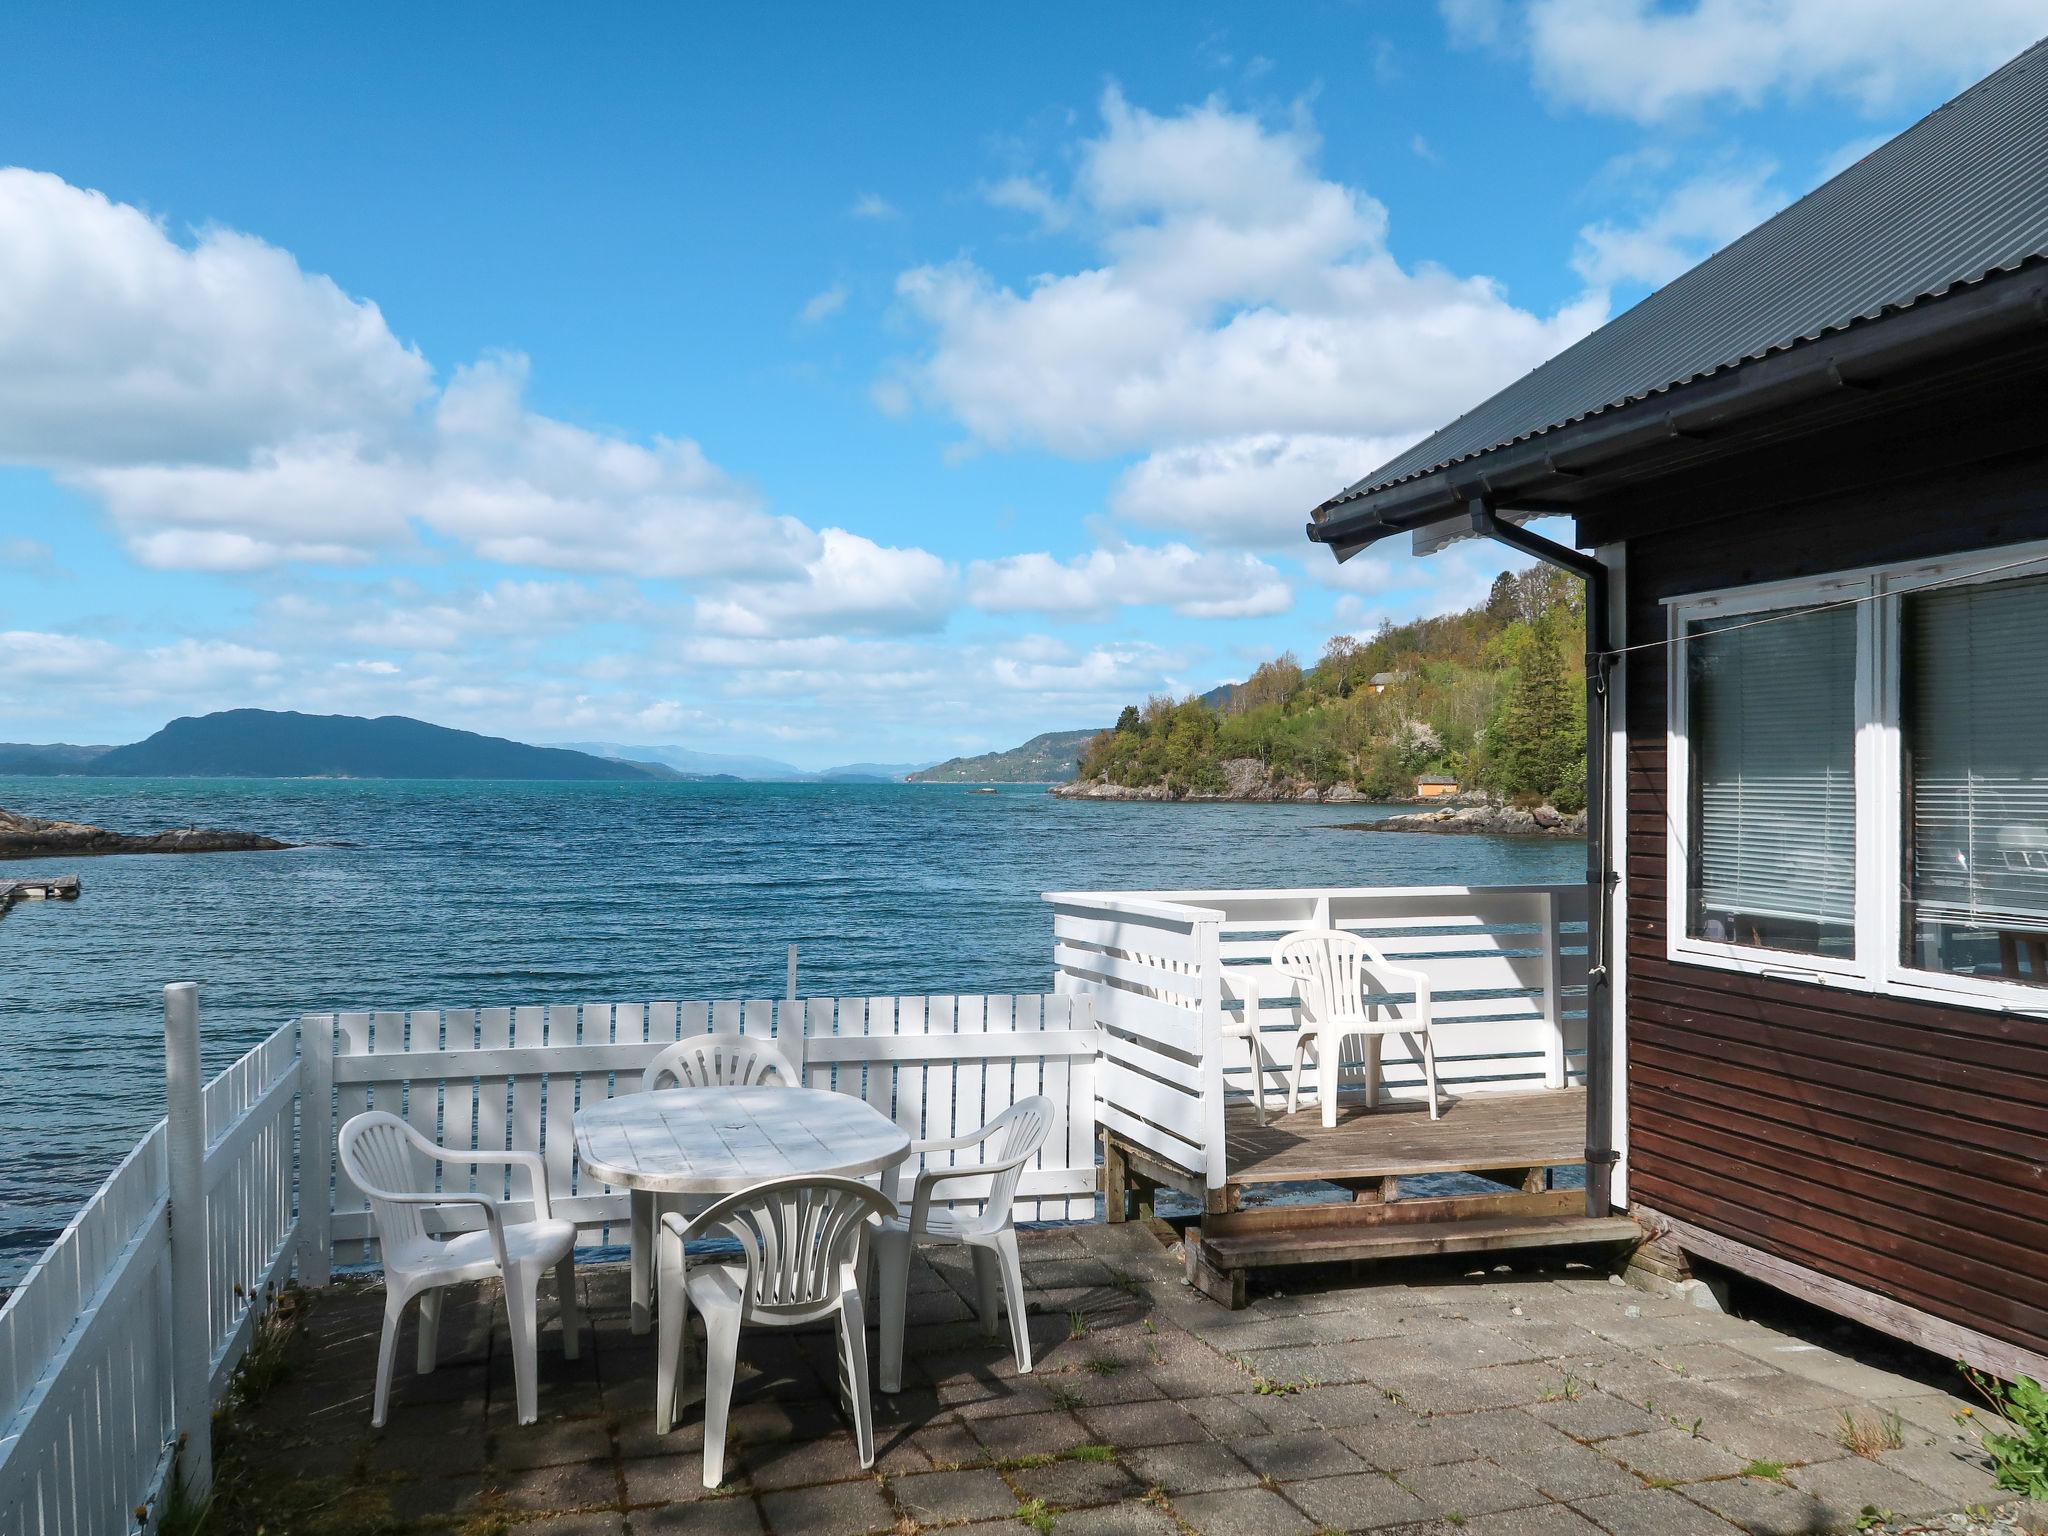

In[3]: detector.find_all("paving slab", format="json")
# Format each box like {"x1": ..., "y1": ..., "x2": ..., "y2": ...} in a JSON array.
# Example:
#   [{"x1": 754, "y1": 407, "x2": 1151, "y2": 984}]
[
  {"x1": 1173, "y1": 1485, "x2": 1320, "y2": 1536},
  {"x1": 1282, "y1": 1469, "x2": 1430, "y2": 1531},
  {"x1": 1601, "y1": 1427, "x2": 1751, "y2": 1485},
  {"x1": 632, "y1": 1495, "x2": 768, "y2": 1534},
  {"x1": 891, "y1": 1467, "x2": 1021, "y2": 1524},
  {"x1": 1784, "y1": 1454, "x2": 1952, "y2": 1519},
  {"x1": 1126, "y1": 1442, "x2": 1263, "y2": 1495},
  {"x1": 1526, "y1": 1389, "x2": 1666, "y2": 1441},
  {"x1": 1392, "y1": 1458, "x2": 1552, "y2": 1520},
  {"x1": 1080, "y1": 1397, "x2": 1212, "y2": 1447},
  {"x1": 1012, "y1": 1454, "x2": 1145, "y2": 1507},
  {"x1": 1569, "y1": 1486, "x2": 1745, "y2": 1535},
  {"x1": 1336, "y1": 1416, "x2": 1484, "y2": 1472},
  {"x1": 1235, "y1": 1430, "x2": 1372, "y2": 1483},
  {"x1": 755, "y1": 1477, "x2": 897, "y2": 1535},
  {"x1": 1680, "y1": 1475, "x2": 1839, "y2": 1536}
]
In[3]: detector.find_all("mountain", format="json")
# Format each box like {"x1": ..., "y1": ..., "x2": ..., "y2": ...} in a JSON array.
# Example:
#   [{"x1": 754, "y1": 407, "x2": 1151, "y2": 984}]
[
  {"x1": 0, "y1": 743, "x2": 114, "y2": 774},
  {"x1": 89, "y1": 711, "x2": 673, "y2": 781},
  {"x1": 814, "y1": 761, "x2": 936, "y2": 782},
  {"x1": 559, "y1": 741, "x2": 810, "y2": 781},
  {"x1": 908, "y1": 729, "x2": 1103, "y2": 784}
]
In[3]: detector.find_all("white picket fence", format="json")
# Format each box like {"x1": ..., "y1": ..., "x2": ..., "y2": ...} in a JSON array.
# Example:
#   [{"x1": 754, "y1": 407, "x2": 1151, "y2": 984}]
[
  {"x1": 0, "y1": 995, "x2": 299, "y2": 1536},
  {"x1": 1046, "y1": 883, "x2": 1587, "y2": 1192},
  {"x1": 303, "y1": 992, "x2": 1099, "y2": 1272}
]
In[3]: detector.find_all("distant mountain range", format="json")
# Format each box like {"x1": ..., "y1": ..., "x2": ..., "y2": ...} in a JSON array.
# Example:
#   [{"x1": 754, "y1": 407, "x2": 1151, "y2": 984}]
[
  {"x1": 562, "y1": 742, "x2": 935, "y2": 783},
  {"x1": 908, "y1": 729, "x2": 1104, "y2": 783},
  {"x1": 1, "y1": 710, "x2": 676, "y2": 781}
]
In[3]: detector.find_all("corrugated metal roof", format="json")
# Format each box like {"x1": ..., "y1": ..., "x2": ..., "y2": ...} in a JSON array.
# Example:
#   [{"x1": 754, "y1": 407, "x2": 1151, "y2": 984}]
[{"x1": 1323, "y1": 36, "x2": 2048, "y2": 512}]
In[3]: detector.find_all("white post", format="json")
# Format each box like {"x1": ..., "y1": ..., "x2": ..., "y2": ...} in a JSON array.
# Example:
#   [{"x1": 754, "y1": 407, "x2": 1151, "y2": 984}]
[
  {"x1": 298, "y1": 1015, "x2": 335, "y2": 1287},
  {"x1": 1540, "y1": 891, "x2": 1567, "y2": 1089},
  {"x1": 163, "y1": 982, "x2": 213, "y2": 1498},
  {"x1": 1195, "y1": 920, "x2": 1228, "y2": 1195}
]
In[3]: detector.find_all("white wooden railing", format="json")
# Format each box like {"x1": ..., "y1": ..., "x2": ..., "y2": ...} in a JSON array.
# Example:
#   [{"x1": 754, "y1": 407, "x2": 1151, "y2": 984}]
[
  {"x1": 0, "y1": 990, "x2": 300, "y2": 1536},
  {"x1": 1046, "y1": 883, "x2": 1587, "y2": 1193},
  {"x1": 301, "y1": 991, "x2": 1100, "y2": 1273}
]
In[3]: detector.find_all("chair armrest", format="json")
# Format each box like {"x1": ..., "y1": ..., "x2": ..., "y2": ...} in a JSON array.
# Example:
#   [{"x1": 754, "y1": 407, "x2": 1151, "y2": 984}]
[
  {"x1": 380, "y1": 1190, "x2": 513, "y2": 1273},
  {"x1": 430, "y1": 1147, "x2": 555, "y2": 1221},
  {"x1": 907, "y1": 1128, "x2": 989, "y2": 1156},
  {"x1": 907, "y1": 1151, "x2": 1034, "y2": 1236}
]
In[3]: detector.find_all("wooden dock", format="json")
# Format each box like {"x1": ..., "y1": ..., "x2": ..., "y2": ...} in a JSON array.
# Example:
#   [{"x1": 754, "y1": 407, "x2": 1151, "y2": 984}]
[
  {"x1": 1104, "y1": 1087, "x2": 1640, "y2": 1306},
  {"x1": 0, "y1": 874, "x2": 80, "y2": 915}
]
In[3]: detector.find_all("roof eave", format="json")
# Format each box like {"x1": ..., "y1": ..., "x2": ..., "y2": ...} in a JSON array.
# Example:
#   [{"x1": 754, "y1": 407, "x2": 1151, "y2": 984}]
[{"x1": 1306, "y1": 261, "x2": 2048, "y2": 560}]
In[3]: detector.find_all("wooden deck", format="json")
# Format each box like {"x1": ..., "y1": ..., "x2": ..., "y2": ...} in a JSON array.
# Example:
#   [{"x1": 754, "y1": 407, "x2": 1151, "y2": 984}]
[
  {"x1": 1102, "y1": 1087, "x2": 1638, "y2": 1307},
  {"x1": 1222, "y1": 1086, "x2": 1587, "y2": 1188}
]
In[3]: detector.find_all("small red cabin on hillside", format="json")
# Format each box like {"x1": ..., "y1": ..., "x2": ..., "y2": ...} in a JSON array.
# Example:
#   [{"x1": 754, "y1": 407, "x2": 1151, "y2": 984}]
[{"x1": 1308, "y1": 40, "x2": 2048, "y2": 1382}]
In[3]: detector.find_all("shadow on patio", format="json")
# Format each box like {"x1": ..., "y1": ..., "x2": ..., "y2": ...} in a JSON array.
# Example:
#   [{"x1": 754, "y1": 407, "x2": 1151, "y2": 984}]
[{"x1": 206, "y1": 1224, "x2": 2002, "y2": 1536}]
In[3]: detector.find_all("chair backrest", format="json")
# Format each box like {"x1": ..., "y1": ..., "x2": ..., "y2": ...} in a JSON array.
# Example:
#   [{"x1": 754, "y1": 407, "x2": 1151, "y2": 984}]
[
  {"x1": 1273, "y1": 928, "x2": 1398, "y2": 1025},
  {"x1": 977, "y1": 1095, "x2": 1055, "y2": 1230},
  {"x1": 642, "y1": 1033, "x2": 799, "y2": 1094},
  {"x1": 337, "y1": 1110, "x2": 434, "y2": 1256},
  {"x1": 693, "y1": 1175, "x2": 893, "y2": 1322}
]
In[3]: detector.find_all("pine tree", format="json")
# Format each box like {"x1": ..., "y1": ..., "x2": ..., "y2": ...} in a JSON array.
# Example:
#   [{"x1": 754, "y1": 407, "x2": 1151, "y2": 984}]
[{"x1": 1487, "y1": 619, "x2": 1585, "y2": 805}]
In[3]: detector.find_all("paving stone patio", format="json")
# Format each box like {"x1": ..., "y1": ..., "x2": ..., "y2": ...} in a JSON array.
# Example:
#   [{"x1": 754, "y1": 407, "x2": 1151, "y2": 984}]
[{"x1": 207, "y1": 1223, "x2": 2014, "y2": 1535}]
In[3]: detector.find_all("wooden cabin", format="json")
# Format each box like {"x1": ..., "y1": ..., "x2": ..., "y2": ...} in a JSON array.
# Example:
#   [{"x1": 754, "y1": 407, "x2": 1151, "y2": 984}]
[
  {"x1": 1414, "y1": 774, "x2": 1459, "y2": 799},
  {"x1": 1307, "y1": 40, "x2": 2048, "y2": 1382}
]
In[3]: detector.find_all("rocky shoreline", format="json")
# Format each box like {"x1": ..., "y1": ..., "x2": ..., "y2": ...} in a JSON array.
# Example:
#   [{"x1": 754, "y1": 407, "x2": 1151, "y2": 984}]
[
  {"x1": 1052, "y1": 757, "x2": 1371, "y2": 804},
  {"x1": 1052, "y1": 767, "x2": 1584, "y2": 835},
  {"x1": 1341, "y1": 794, "x2": 1585, "y2": 837},
  {"x1": 0, "y1": 806, "x2": 293, "y2": 860}
]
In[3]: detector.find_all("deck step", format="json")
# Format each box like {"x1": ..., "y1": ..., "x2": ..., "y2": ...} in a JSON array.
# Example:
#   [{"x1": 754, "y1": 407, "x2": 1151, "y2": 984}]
[{"x1": 1197, "y1": 1213, "x2": 1643, "y2": 1271}]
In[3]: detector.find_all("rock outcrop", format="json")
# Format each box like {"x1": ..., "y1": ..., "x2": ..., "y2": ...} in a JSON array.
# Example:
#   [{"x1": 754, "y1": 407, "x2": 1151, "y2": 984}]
[
  {"x1": 1052, "y1": 759, "x2": 1366, "y2": 804},
  {"x1": 0, "y1": 807, "x2": 292, "y2": 860},
  {"x1": 1343, "y1": 792, "x2": 1586, "y2": 837}
]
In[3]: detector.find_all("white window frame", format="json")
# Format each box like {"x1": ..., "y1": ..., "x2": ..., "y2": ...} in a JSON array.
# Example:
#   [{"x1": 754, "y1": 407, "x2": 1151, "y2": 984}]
[{"x1": 1665, "y1": 537, "x2": 2048, "y2": 1018}]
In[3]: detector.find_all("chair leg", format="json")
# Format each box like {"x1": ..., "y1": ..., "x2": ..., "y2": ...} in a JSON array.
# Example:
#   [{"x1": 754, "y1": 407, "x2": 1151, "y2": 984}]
[
  {"x1": 372, "y1": 1290, "x2": 407, "y2": 1428},
  {"x1": 838, "y1": 1287, "x2": 876, "y2": 1469},
  {"x1": 874, "y1": 1232, "x2": 911, "y2": 1394},
  {"x1": 1287, "y1": 1034, "x2": 1311, "y2": 1117},
  {"x1": 1246, "y1": 1032, "x2": 1270, "y2": 1125},
  {"x1": 503, "y1": 1267, "x2": 542, "y2": 1427},
  {"x1": 992, "y1": 1228, "x2": 1032, "y2": 1375},
  {"x1": 971, "y1": 1246, "x2": 1001, "y2": 1340},
  {"x1": 654, "y1": 1226, "x2": 686, "y2": 1434},
  {"x1": 415, "y1": 1287, "x2": 443, "y2": 1375},
  {"x1": 629, "y1": 1189, "x2": 653, "y2": 1336},
  {"x1": 1422, "y1": 1029, "x2": 1441, "y2": 1120},
  {"x1": 556, "y1": 1256, "x2": 582, "y2": 1360},
  {"x1": 700, "y1": 1309, "x2": 742, "y2": 1489}
]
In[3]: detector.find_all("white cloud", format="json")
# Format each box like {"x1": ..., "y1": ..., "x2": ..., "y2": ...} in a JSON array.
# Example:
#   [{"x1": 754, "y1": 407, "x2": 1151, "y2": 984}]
[
  {"x1": 0, "y1": 173, "x2": 889, "y2": 587},
  {"x1": 1111, "y1": 432, "x2": 1414, "y2": 549},
  {"x1": 849, "y1": 192, "x2": 899, "y2": 220},
  {"x1": 694, "y1": 530, "x2": 958, "y2": 639},
  {"x1": 266, "y1": 578, "x2": 624, "y2": 652},
  {"x1": 1473, "y1": 0, "x2": 2044, "y2": 124},
  {"x1": 1572, "y1": 165, "x2": 1784, "y2": 289},
  {"x1": 0, "y1": 169, "x2": 431, "y2": 470},
  {"x1": 984, "y1": 637, "x2": 1191, "y2": 696},
  {"x1": 886, "y1": 88, "x2": 1602, "y2": 546},
  {"x1": 983, "y1": 175, "x2": 1071, "y2": 231},
  {"x1": 0, "y1": 630, "x2": 282, "y2": 710},
  {"x1": 968, "y1": 541, "x2": 1291, "y2": 620},
  {"x1": 798, "y1": 283, "x2": 848, "y2": 324}
]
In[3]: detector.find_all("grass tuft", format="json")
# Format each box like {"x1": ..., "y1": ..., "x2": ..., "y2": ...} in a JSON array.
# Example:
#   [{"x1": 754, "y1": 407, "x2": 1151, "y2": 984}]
[{"x1": 1838, "y1": 1408, "x2": 1904, "y2": 1459}]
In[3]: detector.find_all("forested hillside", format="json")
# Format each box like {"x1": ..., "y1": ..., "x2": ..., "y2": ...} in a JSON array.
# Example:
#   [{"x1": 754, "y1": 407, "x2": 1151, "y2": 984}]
[{"x1": 1074, "y1": 567, "x2": 1588, "y2": 807}]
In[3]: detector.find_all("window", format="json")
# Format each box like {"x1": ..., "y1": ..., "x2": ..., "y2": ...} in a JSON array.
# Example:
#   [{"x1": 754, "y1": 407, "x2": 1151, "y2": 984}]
[
  {"x1": 1901, "y1": 576, "x2": 2048, "y2": 988},
  {"x1": 1685, "y1": 605, "x2": 1857, "y2": 957},
  {"x1": 1667, "y1": 545, "x2": 2048, "y2": 1012}
]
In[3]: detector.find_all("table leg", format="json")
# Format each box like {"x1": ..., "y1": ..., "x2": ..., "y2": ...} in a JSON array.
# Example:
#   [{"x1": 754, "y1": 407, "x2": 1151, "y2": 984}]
[{"x1": 630, "y1": 1189, "x2": 653, "y2": 1336}]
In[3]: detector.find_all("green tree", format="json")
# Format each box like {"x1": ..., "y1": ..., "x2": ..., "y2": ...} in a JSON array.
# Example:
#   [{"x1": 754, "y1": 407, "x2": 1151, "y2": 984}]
[{"x1": 1485, "y1": 618, "x2": 1585, "y2": 805}]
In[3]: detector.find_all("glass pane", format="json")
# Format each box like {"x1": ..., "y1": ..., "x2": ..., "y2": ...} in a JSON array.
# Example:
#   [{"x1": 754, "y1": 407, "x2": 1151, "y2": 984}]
[
  {"x1": 1901, "y1": 574, "x2": 2048, "y2": 987},
  {"x1": 1685, "y1": 604, "x2": 1857, "y2": 956}
]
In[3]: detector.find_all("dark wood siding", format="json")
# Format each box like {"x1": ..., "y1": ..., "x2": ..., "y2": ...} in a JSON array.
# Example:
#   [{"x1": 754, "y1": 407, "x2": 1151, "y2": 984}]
[{"x1": 1614, "y1": 408, "x2": 2048, "y2": 1365}]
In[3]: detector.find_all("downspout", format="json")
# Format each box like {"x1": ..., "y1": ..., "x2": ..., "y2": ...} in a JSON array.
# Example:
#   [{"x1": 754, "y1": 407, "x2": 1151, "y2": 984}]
[{"x1": 1465, "y1": 499, "x2": 1620, "y2": 1218}]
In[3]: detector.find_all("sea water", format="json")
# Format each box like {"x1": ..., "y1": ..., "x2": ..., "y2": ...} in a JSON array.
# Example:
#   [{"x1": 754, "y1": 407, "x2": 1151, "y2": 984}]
[{"x1": 0, "y1": 777, "x2": 1583, "y2": 1281}]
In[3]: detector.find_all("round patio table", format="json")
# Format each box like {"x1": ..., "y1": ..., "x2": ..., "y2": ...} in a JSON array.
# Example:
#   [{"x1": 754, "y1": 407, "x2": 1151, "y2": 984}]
[{"x1": 574, "y1": 1085, "x2": 911, "y2": 1334}]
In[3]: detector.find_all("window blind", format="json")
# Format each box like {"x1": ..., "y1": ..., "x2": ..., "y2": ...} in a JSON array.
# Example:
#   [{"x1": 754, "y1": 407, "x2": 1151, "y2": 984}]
[
  {"x1": 1686, "y1": 605, "x2": 1857, "y2": 951},
  {"x1": 1902, "y1": 574, "x2": 2048, "y2": 945}
]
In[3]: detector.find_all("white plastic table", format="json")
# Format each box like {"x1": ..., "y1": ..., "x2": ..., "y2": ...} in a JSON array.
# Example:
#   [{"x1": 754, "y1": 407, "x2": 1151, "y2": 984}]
[{"x1": 575, "y1": 1085, "x2": 911, "y2": 1333}]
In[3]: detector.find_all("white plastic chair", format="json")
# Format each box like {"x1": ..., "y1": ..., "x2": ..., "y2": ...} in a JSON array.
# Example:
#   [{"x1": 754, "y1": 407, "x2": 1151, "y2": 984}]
[
  {"x1": 654, "y1": 1174, "x2": 894, "y2": 1486},
  {"x1": 1273, "y1": 929, "x2": 1441, "y2": 1129},
  {"x1": 337, "y1": 1111, "x2": 581, "y2": 1427},
  {"x1": 628, "y1": 1032, "x2": 802, "y2": 1332},
  {"x1": 641, "y1": 1032, "x2": 800, "y2": 1093},
  {"x1": 873, "y1": 1096, "x2": 1054, "y2": 1394}
]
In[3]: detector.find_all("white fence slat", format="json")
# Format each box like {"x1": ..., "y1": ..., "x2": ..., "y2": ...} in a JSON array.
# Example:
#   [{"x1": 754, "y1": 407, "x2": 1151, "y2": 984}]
[
  {"x1": 507, "y1": 1006, "x2": 545, "y2": 1200},
  {"x1": 541, "y1": 1005, "x2": 582, "y2": 1201},
  {"x1": 403, "y1": 1008, "x2": 442, "y2": 1149}
]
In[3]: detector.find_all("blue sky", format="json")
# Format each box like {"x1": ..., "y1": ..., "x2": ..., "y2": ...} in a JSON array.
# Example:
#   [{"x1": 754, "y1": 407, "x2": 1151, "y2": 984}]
[{"x1": 2, "y1": 2, "x2": 2041, "y2": 765}]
